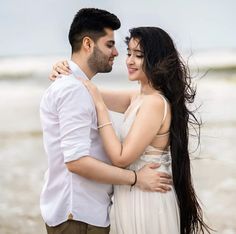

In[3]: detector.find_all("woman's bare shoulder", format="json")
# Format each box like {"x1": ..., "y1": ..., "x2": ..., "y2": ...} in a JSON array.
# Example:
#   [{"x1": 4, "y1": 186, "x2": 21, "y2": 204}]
[{"x1": 141, "y1": 93, "x2": 165, "y2": 110}]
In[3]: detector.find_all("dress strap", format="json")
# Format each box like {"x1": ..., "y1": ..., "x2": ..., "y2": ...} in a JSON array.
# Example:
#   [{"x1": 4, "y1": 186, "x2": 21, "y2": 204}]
[
  {"x1": 123, "y1": 96, "x2": 143, "y2": 122},
  {"x1": 154, "y1": 94, "x2": 170, "y2": 138},
  {"x1": 158, "y1": 94, "x2": 168, "y2": 125}
]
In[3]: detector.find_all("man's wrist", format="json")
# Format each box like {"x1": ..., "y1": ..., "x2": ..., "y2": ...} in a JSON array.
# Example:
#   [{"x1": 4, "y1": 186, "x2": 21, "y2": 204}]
[
  {"x1": 131, "y1": 170, "x2": 137, "y2": 186},
  {"x1": 127, "y1": 170, "x2": 137, "y2": 184},
  {"x1": 135, "y1": 170, "x2": 142, "y2": 188},
  {"x1": 130, "y1": 170, "x2": 137, "y2": 191}
]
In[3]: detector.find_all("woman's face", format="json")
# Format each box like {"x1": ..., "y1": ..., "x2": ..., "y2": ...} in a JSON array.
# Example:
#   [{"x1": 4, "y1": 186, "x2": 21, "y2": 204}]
[{"x1": 126, "y1": 38, "x2": 148, "y2": 83}]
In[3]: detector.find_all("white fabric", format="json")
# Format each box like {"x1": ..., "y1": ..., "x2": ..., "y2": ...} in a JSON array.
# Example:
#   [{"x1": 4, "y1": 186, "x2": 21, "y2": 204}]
[
  {"x1": 159, "y1": 94, "x2": 168, "y2": 125},
  {"x1": 40, "y1": 61, "x2": 112, "y2": 227},
  {"x1": 110, "y1": 96, "x2": 180, "y2": 234}
]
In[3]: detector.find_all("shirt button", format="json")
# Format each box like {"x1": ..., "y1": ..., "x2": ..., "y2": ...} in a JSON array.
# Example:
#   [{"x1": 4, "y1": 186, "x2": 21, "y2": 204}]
[{"x1": 68, "y1": 213, "x2": 73, "y2": 220}]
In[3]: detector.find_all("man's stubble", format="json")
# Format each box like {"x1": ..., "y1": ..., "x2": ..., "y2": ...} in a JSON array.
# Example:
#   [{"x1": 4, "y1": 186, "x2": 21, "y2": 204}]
[{"x1": 88, "y1": 46, "x2": 113, "y2": 74}]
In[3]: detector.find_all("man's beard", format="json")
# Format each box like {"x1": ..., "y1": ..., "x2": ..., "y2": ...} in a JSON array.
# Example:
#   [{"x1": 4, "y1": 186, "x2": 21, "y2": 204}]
[{"x1": 88, "y1": 46, "x2": 113, "y2": 73}]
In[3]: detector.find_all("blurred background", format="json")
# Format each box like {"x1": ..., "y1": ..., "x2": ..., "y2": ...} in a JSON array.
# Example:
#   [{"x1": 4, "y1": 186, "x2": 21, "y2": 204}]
[{"x1": 0, "y1": 0, "x2": 236, "y2": 233}]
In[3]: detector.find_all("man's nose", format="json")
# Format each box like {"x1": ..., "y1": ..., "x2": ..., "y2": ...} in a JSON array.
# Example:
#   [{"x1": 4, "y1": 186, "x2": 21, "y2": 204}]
[{"x1": 112, "y1": 47, "x2": 119, "y2": 57}]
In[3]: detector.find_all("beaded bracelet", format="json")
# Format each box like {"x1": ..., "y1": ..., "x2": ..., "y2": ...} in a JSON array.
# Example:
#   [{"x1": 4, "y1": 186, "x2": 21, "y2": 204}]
[{"x1": 97, "y1": 122, "x2": 112, "y2": 129}]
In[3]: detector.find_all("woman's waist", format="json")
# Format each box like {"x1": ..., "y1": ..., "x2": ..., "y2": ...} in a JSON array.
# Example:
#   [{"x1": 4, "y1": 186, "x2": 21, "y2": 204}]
[{"x1": 127, "y1": 153, "x2": 172, "y2": 171}]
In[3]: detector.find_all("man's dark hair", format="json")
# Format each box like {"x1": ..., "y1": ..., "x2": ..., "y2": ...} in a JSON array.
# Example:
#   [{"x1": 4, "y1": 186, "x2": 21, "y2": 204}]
[{"x1": 69, "y1": 8, "x2": 120, "y2": 53}]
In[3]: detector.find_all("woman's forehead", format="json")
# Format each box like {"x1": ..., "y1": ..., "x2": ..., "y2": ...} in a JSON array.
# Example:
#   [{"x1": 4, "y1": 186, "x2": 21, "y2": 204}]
[{"x1": 128, "y1": 38, "x2": 141, "y2": 49}]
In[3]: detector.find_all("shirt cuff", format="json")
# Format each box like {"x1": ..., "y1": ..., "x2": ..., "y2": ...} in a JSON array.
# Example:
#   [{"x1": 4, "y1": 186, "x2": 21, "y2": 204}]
[{"x1": 63, "y1": 145, "x2": 90, "y2": 163}]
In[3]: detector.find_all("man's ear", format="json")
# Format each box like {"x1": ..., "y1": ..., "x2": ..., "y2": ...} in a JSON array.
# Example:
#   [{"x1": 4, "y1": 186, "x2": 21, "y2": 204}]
[{"x1": 82, "y1": 37, "x2": 94, "y2": 52}]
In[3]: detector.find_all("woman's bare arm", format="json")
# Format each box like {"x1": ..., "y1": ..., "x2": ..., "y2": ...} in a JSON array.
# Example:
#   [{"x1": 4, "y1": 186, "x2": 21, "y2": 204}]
[
  {"x1": 81, "y1": 79, "x2": 169, "y2": 167},
  {"x1": 96, "y1": 95, "x2": 167, "y2": 167}
]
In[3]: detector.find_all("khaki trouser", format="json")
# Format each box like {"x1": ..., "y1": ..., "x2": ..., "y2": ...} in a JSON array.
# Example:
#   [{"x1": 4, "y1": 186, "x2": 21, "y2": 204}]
[{"x1": 46, "y1": 220, "x2": 110, "y2": 234}]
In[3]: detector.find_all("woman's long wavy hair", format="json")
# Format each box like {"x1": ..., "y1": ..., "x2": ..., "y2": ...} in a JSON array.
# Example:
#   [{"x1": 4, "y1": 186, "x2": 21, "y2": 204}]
[{"x1": 126, "y1": 27, "x2": 211, "y2": 234}]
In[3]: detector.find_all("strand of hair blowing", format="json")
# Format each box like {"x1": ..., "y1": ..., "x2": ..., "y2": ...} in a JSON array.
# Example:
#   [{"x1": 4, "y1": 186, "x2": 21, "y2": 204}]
[
  {"x1": 150, "y1": 54, "x2": 211, "y2": 234},
  {"x1": 127, "y1": 27, "x2": 211, "y2": 233}
]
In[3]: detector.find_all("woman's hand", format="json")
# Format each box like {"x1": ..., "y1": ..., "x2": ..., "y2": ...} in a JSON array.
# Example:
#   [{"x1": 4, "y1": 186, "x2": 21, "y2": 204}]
[
  {"x1": 49, "y1": 60, "x2": 71, "y2": 81},
  {"x1": 80, "y1": 79, "x2": 105, "y2": 109}
]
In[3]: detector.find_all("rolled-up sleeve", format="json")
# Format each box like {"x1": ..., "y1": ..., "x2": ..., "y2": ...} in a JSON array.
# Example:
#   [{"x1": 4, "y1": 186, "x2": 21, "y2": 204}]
[{"x1": 56, "y1": 84, "x2": 93, "y2": 163}]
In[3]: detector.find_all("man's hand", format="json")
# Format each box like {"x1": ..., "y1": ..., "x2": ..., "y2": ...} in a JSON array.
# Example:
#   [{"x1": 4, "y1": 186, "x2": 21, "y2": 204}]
[{"x1": 136, "y1": 163, "x2": 172, "y2": 192}]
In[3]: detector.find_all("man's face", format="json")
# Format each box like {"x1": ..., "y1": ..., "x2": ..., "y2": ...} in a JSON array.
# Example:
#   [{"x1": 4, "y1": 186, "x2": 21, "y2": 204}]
[{"x1": 88, "y1": 28, "x2": 118, "y2": 73}]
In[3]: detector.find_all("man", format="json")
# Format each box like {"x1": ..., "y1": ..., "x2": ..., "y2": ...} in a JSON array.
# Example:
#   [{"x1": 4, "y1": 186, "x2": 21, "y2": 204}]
[{"x1": 40, "y1": 8, "x2": 171, "y2": 234}]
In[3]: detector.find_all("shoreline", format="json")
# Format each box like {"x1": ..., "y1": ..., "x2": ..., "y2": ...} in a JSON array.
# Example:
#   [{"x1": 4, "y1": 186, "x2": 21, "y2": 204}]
[{"x1": 0, "y1": 75, "x2": 236, "y2": 233}]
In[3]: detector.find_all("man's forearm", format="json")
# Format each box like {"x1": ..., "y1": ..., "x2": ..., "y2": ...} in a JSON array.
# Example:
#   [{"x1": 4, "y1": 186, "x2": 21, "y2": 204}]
[{"x1": 66, "y1": 156, "x2": 135, "y2": 185}]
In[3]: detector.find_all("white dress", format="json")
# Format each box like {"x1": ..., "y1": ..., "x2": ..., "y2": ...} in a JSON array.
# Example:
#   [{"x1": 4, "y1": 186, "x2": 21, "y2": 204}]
[{"x1": 110, "y1": 95, "x2": 180, "y2": 234}]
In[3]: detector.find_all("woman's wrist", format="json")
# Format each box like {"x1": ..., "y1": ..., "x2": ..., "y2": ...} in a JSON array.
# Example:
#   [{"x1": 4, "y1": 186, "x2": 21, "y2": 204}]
[{"x1": 98, "y1": 122, "x2": 112, "y2": 129}]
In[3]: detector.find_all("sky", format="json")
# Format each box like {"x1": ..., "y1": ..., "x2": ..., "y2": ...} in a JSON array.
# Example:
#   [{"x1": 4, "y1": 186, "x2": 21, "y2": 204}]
[{"x1": 0, "y1": 0, "x2": 236, "y2": 57}]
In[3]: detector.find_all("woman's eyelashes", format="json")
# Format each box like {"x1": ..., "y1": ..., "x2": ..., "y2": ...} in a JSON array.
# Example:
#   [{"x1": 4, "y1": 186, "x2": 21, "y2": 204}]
[
  {"x1": 126, "y1": 53, "x2": 143, "y2": 58},
  {"x1": 136, "y1": 54, "x2": 144, "y2": 58}
]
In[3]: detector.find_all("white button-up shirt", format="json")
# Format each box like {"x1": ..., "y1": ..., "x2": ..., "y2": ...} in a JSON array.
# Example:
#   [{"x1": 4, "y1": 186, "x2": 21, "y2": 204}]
[{"x1": 40, "y1": 61, "x2": 112, "y2": 227}]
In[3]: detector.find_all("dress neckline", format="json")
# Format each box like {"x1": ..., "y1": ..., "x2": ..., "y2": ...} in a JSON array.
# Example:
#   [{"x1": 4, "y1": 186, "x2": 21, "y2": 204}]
[{"x1": 123, "y1": 95, "x2": 143, "y2": 122}]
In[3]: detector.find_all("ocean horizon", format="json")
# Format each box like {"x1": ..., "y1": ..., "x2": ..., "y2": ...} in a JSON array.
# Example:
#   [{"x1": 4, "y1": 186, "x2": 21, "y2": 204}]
[{"x1": 1, "y1": 49, "x2": 236, "y2": 81}]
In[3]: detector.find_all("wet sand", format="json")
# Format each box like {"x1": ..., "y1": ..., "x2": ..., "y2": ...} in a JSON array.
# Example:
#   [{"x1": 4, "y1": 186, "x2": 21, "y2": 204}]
[{"x1": 0, "y1": 75, "x2": 236, "y2": 233}]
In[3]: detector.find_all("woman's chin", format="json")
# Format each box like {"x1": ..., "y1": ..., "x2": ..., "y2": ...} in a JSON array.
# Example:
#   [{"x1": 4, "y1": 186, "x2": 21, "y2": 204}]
[{"x1": 127, "y1": 75, "x2": 137, "y2": 81}]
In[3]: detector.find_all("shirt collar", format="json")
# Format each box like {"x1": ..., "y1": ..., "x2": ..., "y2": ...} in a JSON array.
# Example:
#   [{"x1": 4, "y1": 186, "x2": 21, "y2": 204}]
[{"x1": 68, "y1": 60, "x2": 89, "y2": 81}]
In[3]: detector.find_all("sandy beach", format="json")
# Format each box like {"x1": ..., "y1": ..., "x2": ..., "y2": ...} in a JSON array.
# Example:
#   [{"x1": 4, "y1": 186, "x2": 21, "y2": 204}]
[
  {"x1": 0, "y1": 72, "x2": 236, "y2": 234},
  {"x1": 1, "y1": 0, "x2": 236, "y2": 232}
]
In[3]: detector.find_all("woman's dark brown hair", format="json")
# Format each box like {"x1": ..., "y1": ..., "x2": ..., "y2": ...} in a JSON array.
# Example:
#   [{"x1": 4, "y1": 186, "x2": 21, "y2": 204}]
[{"x1": 126, "y1": 27, "x2": 211, "y2": 234}]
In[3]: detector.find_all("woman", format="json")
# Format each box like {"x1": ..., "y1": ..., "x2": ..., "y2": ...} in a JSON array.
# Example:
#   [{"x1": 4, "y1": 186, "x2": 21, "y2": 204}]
[{"x1": 50, "y1": 27, "x2": 211, "y2": 234}]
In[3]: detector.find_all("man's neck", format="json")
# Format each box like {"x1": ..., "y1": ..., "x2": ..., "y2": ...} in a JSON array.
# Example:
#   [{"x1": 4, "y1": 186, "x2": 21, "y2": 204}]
[{"x1": 71, "y1": 53, "x2": 95, "y2": 80}]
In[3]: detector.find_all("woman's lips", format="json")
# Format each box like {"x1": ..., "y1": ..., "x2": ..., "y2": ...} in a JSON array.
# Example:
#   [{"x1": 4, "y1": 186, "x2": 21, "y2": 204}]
[{"x1": 127, "y1": 67, "x2": 138, "y2": 74}]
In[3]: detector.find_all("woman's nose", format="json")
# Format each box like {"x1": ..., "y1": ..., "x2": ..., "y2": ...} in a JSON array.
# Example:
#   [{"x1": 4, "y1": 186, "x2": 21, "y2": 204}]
[{"x1": 126, "y1": 55, "x2": 134, "y2": 65}]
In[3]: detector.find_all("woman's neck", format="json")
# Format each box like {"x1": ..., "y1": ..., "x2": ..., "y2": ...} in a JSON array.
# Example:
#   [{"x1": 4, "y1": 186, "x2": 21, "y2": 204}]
[{"x1": 139, "y1": 82, "x2": 159, "y2": 95}]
